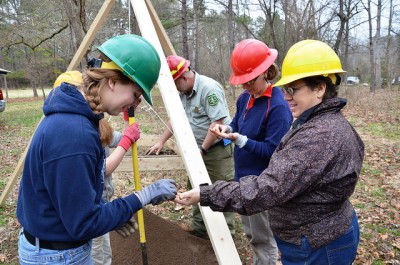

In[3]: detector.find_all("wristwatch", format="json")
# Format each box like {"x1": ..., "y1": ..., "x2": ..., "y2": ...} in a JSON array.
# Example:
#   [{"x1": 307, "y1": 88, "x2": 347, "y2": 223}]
[{"x1": 200, "y1": 146, "x2": 208, "y2": 155}]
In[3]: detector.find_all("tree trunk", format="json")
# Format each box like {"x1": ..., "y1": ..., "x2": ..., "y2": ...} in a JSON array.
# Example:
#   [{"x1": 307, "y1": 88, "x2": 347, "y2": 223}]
[
  {"x1": 193, "y1": 0, "x2": 200, "y2": 70},
  {"x1": 367, "y1": 0, "x2": 375, "y2": 93},
  {"x1": 60, "y1": 0, "x2": 87, "y2": 60},
  {"x1": 259, "y1": 0, "x2": 279, "y2": 51},
  {"x1": 181, "y1": 0, "x2": 189, "y2": 59},
  {"x1": 334, "y1": 0, "x2": 345, "y2": 53},
  {"x1": 384, "y1": 0, "x2": 393, "y2": 90},
  {"x1": 374, "y1": 0, "x2": 382, "y2": 90},
  {"x1": 228, "y1": 0, "x2": 235, "y2": 99}
]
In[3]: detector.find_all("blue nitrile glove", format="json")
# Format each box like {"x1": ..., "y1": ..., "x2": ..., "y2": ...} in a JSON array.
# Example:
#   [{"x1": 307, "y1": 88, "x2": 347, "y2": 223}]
[
  {"x1": 135, "y1": 179, "x2": 177, "y2": 206},
  {"x1": 222, "y1": 138, "x2": 231, "y2": 146}
]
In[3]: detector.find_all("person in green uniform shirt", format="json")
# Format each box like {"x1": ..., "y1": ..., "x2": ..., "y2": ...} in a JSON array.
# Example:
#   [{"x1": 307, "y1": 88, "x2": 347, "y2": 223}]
[{"x1": 146, "y1": 55, "x2": 235, "y2": 239}]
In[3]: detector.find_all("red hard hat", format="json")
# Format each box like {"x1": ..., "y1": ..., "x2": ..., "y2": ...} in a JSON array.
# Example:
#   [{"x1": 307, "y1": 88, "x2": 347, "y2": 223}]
[
  {"x1": 230, "y1": 39, "x2": 278, "y2": 85},
  {"x1": 167, "y1": 55, "x2": 190, "y2": 80}
]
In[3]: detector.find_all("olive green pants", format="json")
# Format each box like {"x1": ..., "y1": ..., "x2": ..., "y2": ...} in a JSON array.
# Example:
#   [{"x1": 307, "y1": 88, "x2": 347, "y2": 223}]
[{"x1": 188, "y1": 143, "x2": 235, "y2": 236}]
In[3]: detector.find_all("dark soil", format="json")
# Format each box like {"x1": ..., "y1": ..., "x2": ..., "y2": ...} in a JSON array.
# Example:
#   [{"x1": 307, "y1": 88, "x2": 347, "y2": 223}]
[
  {"x1": 136, "y1": 147, "x2": 176, "y2": 156},
  {"x1": 110, "y1": 208, "x2": 218, "y2": 265}
]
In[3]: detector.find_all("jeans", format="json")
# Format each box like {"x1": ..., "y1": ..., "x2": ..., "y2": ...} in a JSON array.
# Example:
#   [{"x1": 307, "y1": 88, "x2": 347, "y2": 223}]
[
  {"x1": 18, "y1": 229, "x2": 93, "y2": 265},
  {"x1": 275, "y1": 212, "x2": 359, "y2": 265}
]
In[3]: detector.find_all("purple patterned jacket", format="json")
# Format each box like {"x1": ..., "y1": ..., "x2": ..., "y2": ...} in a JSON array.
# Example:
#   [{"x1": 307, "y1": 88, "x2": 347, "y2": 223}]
[{"x1": 200, "y1": 98, "x2": 364, "y2": 248}]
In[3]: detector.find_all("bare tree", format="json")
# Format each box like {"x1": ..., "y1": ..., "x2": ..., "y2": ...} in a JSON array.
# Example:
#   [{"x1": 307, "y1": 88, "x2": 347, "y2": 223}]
[
  {"x1": 227, "y1": 0, "x2": 235, "y2": 98},
  {"x1": 366, "y1": 0, "x2": 383, "y2": 92},
  {"x1": 383, "y1": 0, "x2": 395, "y2": 90},
  {"x1": 333, "y1": 0, "x2": 363, "y2": 81},
  {"x1": 279, "y1": 0, "x2": 336, "y2": 54},
  {"x1": 60, "y1": 0, "x2": 87, "y2": 59},
  {"x1": 192, "y1": 0, "x2": 202, "y2": 69},
  {"x1": 0, "y1": 0, "x2": 69, "y2": 94},
  {"x1": 182, "y1": 0, "x2": 189, "y2": 59},
  {"x1": 258, "y1": 0, "x2": 280, "y2": 49}
]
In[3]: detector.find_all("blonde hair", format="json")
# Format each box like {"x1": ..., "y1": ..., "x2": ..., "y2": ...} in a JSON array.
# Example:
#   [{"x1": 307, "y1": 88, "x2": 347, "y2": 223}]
[{"x1": 81, "y1": 67, "x2": 133, "y2": 146}]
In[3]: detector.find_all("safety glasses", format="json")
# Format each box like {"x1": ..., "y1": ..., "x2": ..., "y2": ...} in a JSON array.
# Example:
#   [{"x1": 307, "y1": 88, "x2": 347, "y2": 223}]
[
  {"x1": 244, "y1": 75, "x2": 260, "y2": 86},
  {"x1": 280, "y1": 84, "x2": 307, "y2": 96}
]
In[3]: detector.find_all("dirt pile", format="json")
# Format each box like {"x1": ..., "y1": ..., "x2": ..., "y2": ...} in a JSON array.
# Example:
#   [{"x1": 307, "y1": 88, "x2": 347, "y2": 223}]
[{"x1": 110, "y1": 208, "x2": 218, "y2": 265}]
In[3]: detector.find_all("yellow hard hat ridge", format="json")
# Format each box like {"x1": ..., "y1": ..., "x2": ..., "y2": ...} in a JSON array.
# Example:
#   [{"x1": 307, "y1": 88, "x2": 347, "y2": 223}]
[
  {"x1": 53, "y1": 71, "x2": 83, "y2": 88},
  {"x1": 275, "y1": 40, "x2": 345, "y2": 87}
]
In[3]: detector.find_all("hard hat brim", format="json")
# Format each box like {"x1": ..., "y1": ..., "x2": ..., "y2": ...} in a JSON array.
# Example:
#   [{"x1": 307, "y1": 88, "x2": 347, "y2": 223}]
[
  {"x1": 229, "y1": 49, "x2": 278, "y2": 85},
  {"x1": 275, "y1": 69, "x2": 346, "y2": 87},
  {"x1": 142, "y1": 90, "x2": 153, "y2": 105}
]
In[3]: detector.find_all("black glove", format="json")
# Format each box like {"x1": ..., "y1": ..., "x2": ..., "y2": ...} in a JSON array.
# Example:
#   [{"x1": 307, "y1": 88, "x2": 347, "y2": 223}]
[{"x1": 116, "y1": 217, "x2": 138, "y2": 238}]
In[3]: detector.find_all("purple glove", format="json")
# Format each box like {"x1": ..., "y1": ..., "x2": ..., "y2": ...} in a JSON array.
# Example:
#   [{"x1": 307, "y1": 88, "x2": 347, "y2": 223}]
[{"x1": 135, "y1": 179, "x2": 177, "y2": 206}]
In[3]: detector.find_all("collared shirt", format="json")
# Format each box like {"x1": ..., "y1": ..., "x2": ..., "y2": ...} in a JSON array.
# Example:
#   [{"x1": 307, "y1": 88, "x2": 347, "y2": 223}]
[{"x1": 179, "y1": 72, "x2": 231, "y2": 146}]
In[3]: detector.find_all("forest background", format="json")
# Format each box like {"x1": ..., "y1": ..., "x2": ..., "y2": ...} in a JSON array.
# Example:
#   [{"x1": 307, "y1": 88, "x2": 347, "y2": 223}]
[
  {"x1": 0, "y1": 0, "x2": 399, "y2": 264},
  {"x1": 0, "y1": 0, "x2": 399, "y2": 95}
]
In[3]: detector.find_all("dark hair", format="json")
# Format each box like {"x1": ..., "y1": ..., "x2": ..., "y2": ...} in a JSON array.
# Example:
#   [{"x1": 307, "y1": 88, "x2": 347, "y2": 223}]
[{"x1": 302, "y1": 75, "x2": 338, "y2": 100}]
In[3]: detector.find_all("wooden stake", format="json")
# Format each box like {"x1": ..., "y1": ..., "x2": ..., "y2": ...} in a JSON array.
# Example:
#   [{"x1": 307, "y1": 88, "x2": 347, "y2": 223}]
[{"x1": 131, "y1": 0, "x2": 241, "y2": 263}]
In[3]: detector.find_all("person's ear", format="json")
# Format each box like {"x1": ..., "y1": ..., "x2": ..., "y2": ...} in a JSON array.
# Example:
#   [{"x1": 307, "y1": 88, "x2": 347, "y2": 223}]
[
  {"x1": 108, "y1": 79, "x2": 116, "y2": 91},
  {"x1": 317, "y1": 83, "x2": 326, "y2": 98}
]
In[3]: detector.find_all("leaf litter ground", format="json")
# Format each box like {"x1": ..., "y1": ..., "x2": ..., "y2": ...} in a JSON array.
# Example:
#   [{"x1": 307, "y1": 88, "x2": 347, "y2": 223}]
[{"x1": 0, "y1": 87, "x2": 399, "y2": 264}]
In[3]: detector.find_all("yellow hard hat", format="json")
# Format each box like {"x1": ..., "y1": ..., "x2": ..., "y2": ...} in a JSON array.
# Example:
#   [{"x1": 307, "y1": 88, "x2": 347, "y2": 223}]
[
  {"x1": 275, "y1": 40, "x2": 345, "y2": 87},
  {"x1": 53, "y1": 71, "x2": 83, "y2": 88}
]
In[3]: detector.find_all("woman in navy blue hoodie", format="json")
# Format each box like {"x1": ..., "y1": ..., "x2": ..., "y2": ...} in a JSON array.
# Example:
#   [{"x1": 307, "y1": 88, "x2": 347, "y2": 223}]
[{"x1": 17, "y1": 34, "x2": 177, "y2": 264}]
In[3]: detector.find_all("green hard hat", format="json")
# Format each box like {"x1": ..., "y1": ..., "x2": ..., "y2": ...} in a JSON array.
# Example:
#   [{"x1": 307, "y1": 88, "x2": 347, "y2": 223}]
[{"x1": 98, "y1": 34, "x2": 161, "y2": 105}]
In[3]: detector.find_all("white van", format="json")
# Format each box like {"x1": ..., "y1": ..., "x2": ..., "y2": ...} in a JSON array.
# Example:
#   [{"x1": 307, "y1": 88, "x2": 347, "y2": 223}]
[{"x1": 346, "y1": 76, "x2": 360, "y2": 85}]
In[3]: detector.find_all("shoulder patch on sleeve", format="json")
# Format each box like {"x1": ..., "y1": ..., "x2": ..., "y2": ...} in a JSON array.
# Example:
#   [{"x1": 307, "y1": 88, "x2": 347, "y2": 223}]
[{"x1": 207, "y1": 93, "x2": 219, "y2": 106}]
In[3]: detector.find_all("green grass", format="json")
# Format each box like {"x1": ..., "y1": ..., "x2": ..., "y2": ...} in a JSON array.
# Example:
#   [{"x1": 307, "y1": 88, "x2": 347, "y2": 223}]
[
  {"x1": 3, "y1": 88, "x2": 52, "y2": 99},
  {"x1": 0, "y1": 99, "x2": 44, "y2": 188},
  {"x1": 0, "y1": 100, "x2": 43, "y2": 127},
  {"x1": 361, "y1": 164, "x2": 381, "y2": 176},
  {"x1": 346, "y1": 116, "x2": 362, "y2": 127},
  {"x1": 0, "y1": 109, "x2": 43, "y2": 140},
  {"x1": 392, "y1": 228, "x2": 400, "y2": 237},
  {"x1": 370, "y1": 187, "x2": 385, "y2": 198},
  {"x1": 371, "y1": 261, "x2": 385, "y2": 265},
  {"x1": 366, "y1": 123, "x2": 400, "y2": 141},
  {"x1": 361, "y1": 230, "x2": 373, "y2": 240},
  {"x1": 355, "y1": 202, "x2": 365, "y2": 209},
  {"x1": 0, "y1": 179, "x2": 6, "y2": 191},
  {"x1": 364, "y1": 222, "x2": 399, "y2": 238},
  {"x1": 0, "y1": 207, "x2": 7, "y2": 226}
]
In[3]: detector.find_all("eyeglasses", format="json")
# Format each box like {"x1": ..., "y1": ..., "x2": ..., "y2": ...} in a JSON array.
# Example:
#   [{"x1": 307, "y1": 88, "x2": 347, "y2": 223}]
[
  {"x1": 244, "y1": 75, "x2": 260, "y2": 86},
  {"x1": 280, "y1": 84, "x2": 307, "y2": 96}
]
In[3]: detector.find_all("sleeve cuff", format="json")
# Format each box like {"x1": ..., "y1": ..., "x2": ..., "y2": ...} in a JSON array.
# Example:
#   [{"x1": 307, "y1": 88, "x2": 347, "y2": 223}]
[
  {"x1": 199, "y1": 183, "x2": 212, "y2": 206},
  {"x1": 125, "y1": 193, "x2": 143, "y2": 211}
]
